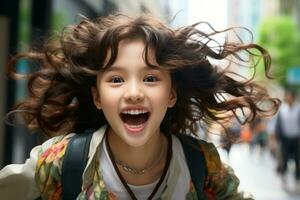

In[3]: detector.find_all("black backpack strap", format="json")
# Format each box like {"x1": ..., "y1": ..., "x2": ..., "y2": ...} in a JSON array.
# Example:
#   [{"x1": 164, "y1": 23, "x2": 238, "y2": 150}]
[
  {"x1": 176, "y1": 134, "x2": 207, "y2": 199},
  {"x1": 62, "y1": 132, "x2": 93, "y2": 200}
]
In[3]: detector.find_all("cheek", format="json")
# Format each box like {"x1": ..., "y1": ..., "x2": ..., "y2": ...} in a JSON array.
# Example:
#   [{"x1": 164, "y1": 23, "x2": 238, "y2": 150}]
[
  {"x1": 150, "y1": 86, "x2": 173, "y2": 106},
  {"x1": 98, "y1": 86, "x2": 120, "y2": 109},
  {"x1": 99, "y1": 91, "x2": 120, "y2": 123}
]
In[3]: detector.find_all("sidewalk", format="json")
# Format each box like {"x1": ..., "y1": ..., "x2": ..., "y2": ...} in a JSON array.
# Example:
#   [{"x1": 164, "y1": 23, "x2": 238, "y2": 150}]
[{"x1": 218, "y1": 143, "x2": 300, "y2": 200}]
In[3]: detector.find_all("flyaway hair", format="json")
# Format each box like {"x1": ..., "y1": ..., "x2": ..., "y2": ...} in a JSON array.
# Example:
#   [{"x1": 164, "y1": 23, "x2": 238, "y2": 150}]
[{"x1": 6, "y1": 13, "x2": 280, "y2": 136}]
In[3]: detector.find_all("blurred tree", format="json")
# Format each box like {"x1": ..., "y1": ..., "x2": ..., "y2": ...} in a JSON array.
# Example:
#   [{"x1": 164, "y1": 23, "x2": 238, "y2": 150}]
[
  {"x1": 19, "y1": 0, "x2": 30, "y2": 48},
  {"x1": 279, "y1": 0, "x2": 300, "y2": 31},
  {"x1": 257, "y1": 16, "x2": 300, "y2": 86},
  {"x1": 51, "y1": 11, "x2": 68, "y2": 31},
  {"x1": 279, "y1": 0, "x2": 294, "y2": 14}
]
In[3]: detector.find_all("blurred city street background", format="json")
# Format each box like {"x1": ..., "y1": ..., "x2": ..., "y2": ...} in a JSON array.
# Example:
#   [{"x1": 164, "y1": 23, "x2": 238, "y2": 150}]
[
  {"x1": 218, "y1": 143, "x2": 300, "y2": 200},
  {"x1": 1, "y1": 0, "x2": 300, "y2": 199}
]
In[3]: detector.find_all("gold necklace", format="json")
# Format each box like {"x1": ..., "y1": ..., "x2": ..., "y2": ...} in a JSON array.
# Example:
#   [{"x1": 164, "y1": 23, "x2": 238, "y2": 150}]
[
  {"x1": 106, "y1": 131, "x2": 172, "y2": 200},
  {"x1": 115, "y1": 145, "x2": 165, "y2": 175}
]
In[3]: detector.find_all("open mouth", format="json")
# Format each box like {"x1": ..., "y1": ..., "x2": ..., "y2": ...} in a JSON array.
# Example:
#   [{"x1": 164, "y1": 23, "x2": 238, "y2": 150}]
[{"x1": 120, "y1": 110, "x2": 150, "y2": 127}]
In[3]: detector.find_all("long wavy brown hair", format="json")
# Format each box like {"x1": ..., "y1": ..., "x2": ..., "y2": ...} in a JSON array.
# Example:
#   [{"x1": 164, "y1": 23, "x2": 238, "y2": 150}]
[{"x1": 6, "y1": 13, "x2": 280, "y2": 137}]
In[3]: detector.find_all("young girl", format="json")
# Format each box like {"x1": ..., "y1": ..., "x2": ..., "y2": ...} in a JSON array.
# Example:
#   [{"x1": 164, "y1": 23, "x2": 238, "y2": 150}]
[{"x1": 0, "y1": 13, "x2": 279, "y2": 200}]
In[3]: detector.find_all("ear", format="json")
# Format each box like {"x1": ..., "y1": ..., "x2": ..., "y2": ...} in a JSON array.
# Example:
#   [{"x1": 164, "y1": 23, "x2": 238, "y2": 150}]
[
  {"x1": 91, "y1": 86, "x2": 102, "y2": 109},
  {"x1": 168, "y1": 88, "x2": 177, "y2": 108}
]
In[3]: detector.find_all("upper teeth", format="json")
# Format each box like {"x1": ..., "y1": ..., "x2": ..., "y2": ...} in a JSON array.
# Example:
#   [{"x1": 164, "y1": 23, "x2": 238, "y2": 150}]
[{"x1": 122, "y1": 110, "x2": 148, "y2": 115}]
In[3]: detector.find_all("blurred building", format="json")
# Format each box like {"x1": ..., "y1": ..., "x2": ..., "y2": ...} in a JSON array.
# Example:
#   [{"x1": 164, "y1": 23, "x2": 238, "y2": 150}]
[
  {"x1": 227, "y1": 0, "x2": 279, "y2": 39},
  {"x1": 227, "y1": 0, "x2": 300, "y2": 38},
  {"x1": 52, "y1": 0, "x2": 171, "y2": 27},
  {"x1": 1, "y1": 0, "x2": 22, "y2": 168},
  {"x1": 0, "y1": 16, "x2": 9, "y2": 168}
]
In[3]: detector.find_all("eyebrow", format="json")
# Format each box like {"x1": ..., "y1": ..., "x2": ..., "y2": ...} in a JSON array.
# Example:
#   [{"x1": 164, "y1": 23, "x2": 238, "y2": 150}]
[{"x1": 103, "y1": 65, "x2": 160, "y2": 73}]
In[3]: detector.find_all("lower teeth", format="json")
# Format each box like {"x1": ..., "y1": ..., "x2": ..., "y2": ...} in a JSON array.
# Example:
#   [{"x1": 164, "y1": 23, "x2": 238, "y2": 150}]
[{"x1": 127, "y1": 124, "x2": 144, "y2": 128}]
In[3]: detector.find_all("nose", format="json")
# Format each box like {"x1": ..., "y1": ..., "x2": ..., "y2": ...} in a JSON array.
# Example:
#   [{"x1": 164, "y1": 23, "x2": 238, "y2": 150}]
[{"x1": 124, "y1": 79, "x2": 144, "y2": 102}]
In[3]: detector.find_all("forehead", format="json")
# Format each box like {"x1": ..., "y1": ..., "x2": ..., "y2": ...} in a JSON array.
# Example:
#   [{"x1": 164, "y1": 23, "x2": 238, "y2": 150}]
[
  {"x1": 103, "y1": 39, "x2": 159, "y2": 70},
  {"x1": 118, "y1": 40, "x2": 148, "y2": 58}
]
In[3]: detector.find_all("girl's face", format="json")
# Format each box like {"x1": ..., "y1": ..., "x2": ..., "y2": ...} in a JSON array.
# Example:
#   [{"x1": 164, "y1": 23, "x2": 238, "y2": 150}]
[{"x1": 92, "y1": 40, "x2": 177, "y2": 147}]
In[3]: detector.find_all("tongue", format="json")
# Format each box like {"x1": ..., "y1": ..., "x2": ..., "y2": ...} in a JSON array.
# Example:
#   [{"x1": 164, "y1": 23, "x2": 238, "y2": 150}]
[{"x1": 122, "y1": 114, "x2": 148, "y2": 125}]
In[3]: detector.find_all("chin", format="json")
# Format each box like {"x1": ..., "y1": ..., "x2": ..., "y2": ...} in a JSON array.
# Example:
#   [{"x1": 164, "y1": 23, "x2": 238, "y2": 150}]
[{"x1": 122, "y1": 131, "x2": 151, "y2": 147}]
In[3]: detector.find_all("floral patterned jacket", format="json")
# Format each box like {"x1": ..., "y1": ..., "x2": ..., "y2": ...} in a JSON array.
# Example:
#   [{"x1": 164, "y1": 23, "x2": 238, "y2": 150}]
[{"x1": 0, "y1": 126, "x2": 253, "y2": 200}]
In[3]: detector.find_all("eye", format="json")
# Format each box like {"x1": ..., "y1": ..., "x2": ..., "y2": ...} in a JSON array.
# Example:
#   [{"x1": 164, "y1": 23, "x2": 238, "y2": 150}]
[
  {"x1": 110, "y1": 76, "x2": 124, "y2": 83},
  {"x1": 144, "y1": 75, "x2": 158, "y2": 82}
]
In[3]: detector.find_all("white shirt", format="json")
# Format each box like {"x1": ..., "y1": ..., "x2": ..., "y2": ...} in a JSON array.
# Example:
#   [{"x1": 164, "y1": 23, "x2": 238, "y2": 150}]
[
  {"x1": 100, "y1": 134, "x2": 191, "y2": 199},
  {"x1": 279, "y1": 102, "x2": 300, "y2": 137}
]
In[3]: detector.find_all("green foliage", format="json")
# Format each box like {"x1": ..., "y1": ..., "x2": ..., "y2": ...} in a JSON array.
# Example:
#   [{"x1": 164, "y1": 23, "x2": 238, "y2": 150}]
[
  {"x1": 19, "y1": 0, "x2": 31, "y2": 49},
  {"x1": 51, "y1": 11, "x2": 69, "y2": 31},
  {"x1": 257, "y1": 16, "x2": 300, "y2": 86}
]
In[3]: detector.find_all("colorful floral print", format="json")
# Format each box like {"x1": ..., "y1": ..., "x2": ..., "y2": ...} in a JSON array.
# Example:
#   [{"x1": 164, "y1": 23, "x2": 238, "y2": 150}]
[
  {"x1": 35, "y1": 135, "x2": 70, "y2": 200},
  {"x1": 35, "y1": 133, "x2": 252, "y2": 200}
]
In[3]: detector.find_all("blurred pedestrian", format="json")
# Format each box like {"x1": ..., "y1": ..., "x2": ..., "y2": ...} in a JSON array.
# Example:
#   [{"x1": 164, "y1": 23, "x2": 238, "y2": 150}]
[
  {"x1": 275, "y1": 89, "x2": 300, "y2": 187},
  {"x1": 250, "y1": 116, "x2": 268, "y2": 155},
  {"x1": 220, "y1": 117, "x2": 241, "y2": 158},
  {"x1": 240, "y1": 123, "x2": 253, "y2": 144},
  {"x1": 265, "y1": 115, "x2": 279, "y2": 159}
]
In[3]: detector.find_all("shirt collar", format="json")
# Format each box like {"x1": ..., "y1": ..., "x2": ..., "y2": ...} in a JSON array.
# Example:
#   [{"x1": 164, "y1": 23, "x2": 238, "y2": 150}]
[{"x1": 82, "y1": 125, "x2": 107, "y2": 189}]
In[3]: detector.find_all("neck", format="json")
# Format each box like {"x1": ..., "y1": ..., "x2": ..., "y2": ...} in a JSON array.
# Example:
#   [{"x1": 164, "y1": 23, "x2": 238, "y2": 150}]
[{"x1": 107, "y1": 127, "x2": 166, "y2": 171}]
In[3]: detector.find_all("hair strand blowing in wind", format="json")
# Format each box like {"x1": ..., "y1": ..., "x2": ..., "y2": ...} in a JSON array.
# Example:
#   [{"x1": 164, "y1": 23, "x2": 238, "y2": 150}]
[{"x1": 6, "y1": 13, "x2": 280, "y2": 137}]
